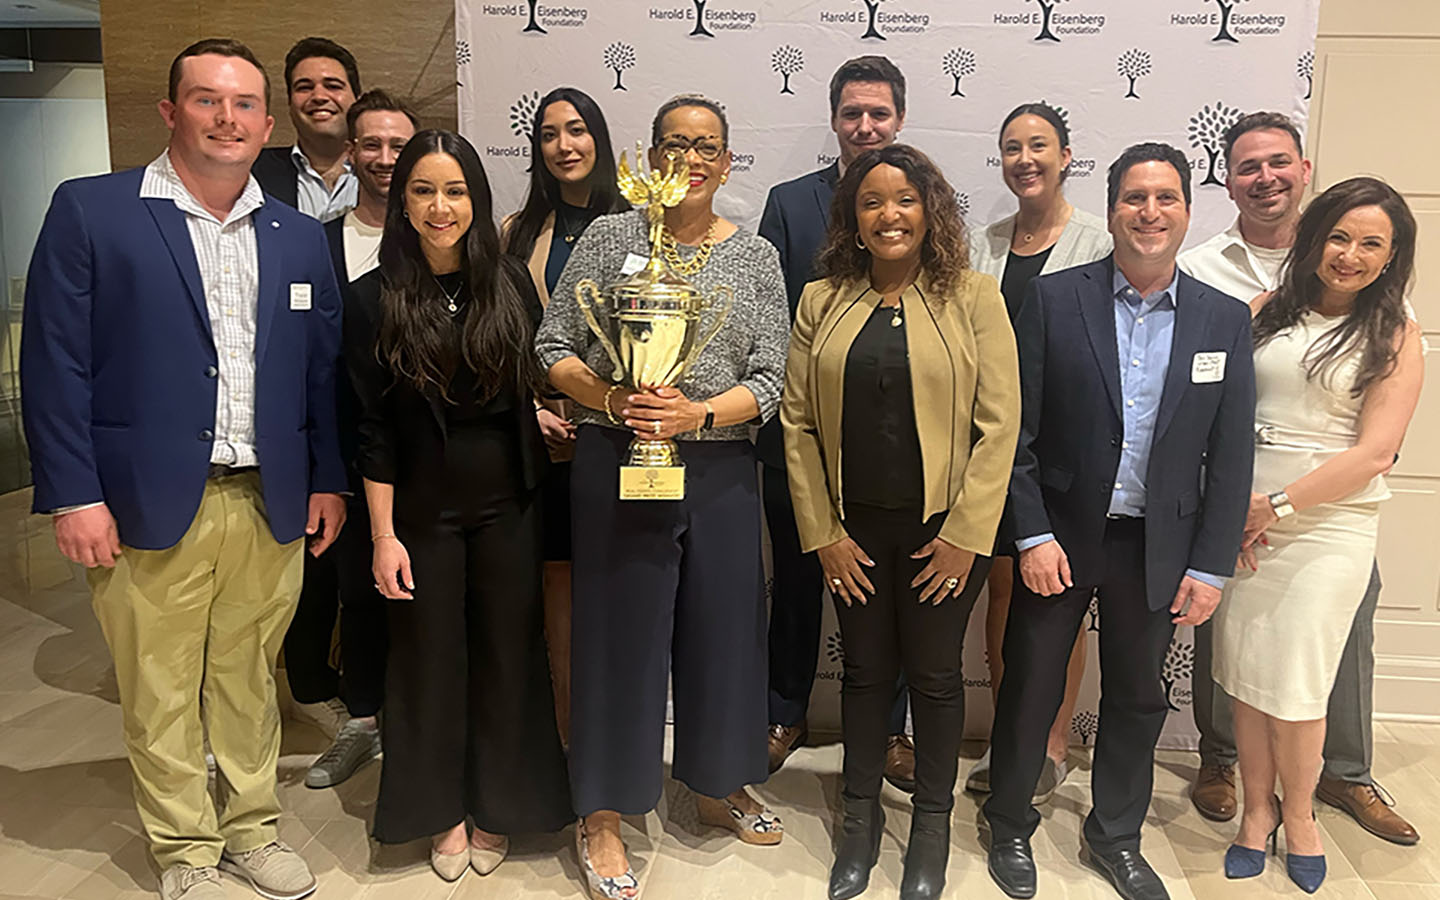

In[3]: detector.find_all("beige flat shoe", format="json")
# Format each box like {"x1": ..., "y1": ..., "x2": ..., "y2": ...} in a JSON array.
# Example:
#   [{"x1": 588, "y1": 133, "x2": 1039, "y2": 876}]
[
  {"x1": 430, "y1": 847, "x2": 468, "y2": 882},
  {"x1": 469, "y1": 836, "x2": 509, "y2": 875}
]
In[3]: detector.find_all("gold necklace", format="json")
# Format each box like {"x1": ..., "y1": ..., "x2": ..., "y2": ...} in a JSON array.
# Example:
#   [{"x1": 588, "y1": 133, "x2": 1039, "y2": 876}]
[{"x1": 661, "y1": 218, "x2": 717, "y2": 277}]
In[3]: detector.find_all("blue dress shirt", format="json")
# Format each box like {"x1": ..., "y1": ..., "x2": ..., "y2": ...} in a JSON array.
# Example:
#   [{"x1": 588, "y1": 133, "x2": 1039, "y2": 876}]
[{"x1": 1016, "y1": 267, "x2": 1225, "y2": 590}]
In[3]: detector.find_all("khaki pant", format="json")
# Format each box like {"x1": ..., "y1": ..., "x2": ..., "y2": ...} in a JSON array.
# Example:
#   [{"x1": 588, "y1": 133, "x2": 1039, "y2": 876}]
[{"x1": 89, "y1": 471, "x2": 304, "y2": 869}]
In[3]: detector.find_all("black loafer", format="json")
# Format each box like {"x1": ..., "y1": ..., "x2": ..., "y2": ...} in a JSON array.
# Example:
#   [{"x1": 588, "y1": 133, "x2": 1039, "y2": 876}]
[
  {"x1": 1081, "y1": 845, "x2": 1169, "y2": 900},
  {"x1": 987, "y1": 836, "x2": 1036, "y2": 899}
]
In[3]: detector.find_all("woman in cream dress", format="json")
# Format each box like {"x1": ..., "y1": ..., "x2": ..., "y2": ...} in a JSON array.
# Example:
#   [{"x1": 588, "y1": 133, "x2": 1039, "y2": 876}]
[{"x1": 1212, "y1": 177, "x2": 1424, "y2": 893}]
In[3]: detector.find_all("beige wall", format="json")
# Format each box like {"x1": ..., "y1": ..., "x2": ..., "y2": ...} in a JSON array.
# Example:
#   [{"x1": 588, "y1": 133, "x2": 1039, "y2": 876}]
[
  {"x1": 1311, "y1": 0, "x2": 1440, "y2": 720},
  {"x1": 97, "y1": 0, "x2": 457, "y2": 170}
]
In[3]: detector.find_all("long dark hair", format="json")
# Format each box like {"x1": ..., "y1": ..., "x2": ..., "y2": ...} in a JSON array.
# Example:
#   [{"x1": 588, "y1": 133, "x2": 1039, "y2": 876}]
[
  {"x1": 504, "y1": 87, "x2": 626, "y2": 262},
  {"x1": 815, "y1": 144, "x2": 970, "y2": 297},
  {"x1": 1254, "y1": 176, "x2": 1415, "y2": 396},
  {"x1": 378, "y1": 129, "x2": 543, "y2": 400}
]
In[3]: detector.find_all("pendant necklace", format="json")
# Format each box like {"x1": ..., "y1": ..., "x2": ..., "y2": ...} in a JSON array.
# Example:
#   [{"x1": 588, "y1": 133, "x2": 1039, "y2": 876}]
[
  {"x1": 434, "y1": 276, "x2": 462, "y2": 315},
  {"x1": 889, "y1": 303, "x2": 903, "y2": 328}
]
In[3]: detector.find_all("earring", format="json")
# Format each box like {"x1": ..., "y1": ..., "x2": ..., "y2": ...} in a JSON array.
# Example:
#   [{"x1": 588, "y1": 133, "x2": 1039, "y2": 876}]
[
  {"x1": 855, "y1": 233, "x2": 866, "y2": 251},
  {"x1": 720, "y1": 174, "x2": 728, "y2": 184},
  {"x1": 403, "y1": 209, "x2": 409, "y2": 219}
]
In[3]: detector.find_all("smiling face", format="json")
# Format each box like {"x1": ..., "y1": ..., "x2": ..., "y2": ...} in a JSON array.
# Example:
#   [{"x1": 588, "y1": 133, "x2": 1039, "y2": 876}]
[
  {"x1": 1108, "y1": 160, "x2": 1190, "y2": 267},
  {"x1": 288, "y1": 56, "x2": 356, "y2": 144},
  {"x1": 650, "y1": 105, "x2": 731, "y2": 213},
  {"x1": 1000, "y1": 113, "x2": 1071, "y2": 203},
  {"x1": 404, "y1": 152, "x2": 472, "y2": 257},
  {"x1": 350, "y1": 110, "x2": 415, "y2": 203},
  {"x1": 159, "y1": 53, "x2": 274, "y2": 176},
  {"x1": 832, "y1": 80, "x2": 903, "y2": 166},
  {"x1": 1315, "y1": 204, "x2": 1394, "y2": 299},
  {"x1": 1227, "y1": 127, "x2": 1312, "y2": 230},
  {"x1": 540, "y1": 100, "x2": 597, "y2": 190},
  {"x1": 855, "y1": 163, "x2": 928, "y2": 266}
]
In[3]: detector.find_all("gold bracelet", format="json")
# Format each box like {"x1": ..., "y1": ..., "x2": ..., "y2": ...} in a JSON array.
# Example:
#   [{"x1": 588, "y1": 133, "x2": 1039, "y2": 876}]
[
  {"x1": 371, "y1": 532, "x2": 397, "y2": 542},
  {"x1": 603, "y1": 384, "x2": 623, "y2": 425}
]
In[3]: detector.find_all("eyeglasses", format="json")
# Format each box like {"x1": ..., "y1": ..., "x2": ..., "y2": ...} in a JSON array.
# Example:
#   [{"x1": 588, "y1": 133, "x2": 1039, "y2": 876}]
[{"x1": 655, "y1": 134, "x2": 726, "y2": 162}]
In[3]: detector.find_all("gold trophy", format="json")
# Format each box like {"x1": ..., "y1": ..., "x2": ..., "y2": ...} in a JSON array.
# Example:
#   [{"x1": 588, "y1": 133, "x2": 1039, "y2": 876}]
[{"x1": 574, "y1": 143, "x2": 734, "y2": 500}]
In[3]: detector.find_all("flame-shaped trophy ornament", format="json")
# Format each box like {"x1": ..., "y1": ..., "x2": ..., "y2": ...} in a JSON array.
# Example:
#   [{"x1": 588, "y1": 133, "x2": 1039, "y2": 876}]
[{"x1": 574, "y1": 143, "x2": 734, "y2": 499}]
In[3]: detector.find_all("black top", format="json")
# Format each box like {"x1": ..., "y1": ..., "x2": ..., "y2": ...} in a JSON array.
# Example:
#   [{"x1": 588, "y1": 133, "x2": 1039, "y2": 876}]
[
  {"x1": 840, "y1": 303, "x2": 925, "y2": 510},
  {"x1": 545, "y1": 201, "x2": 603, "y2": 295},
  {"x1": 1001, "y1": 246, "x2": 1054, "y2": 322}
]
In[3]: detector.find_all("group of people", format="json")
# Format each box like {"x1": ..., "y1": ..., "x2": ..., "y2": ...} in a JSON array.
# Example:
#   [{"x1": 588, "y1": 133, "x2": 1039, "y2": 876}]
[{"x1": 19, "y1": 34, "x2": 1424, "y2": 900}]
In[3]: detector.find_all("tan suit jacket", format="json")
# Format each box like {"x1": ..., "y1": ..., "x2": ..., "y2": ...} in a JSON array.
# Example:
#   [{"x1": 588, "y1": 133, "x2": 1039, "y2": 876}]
[
  {"x1": 500, "y1": 211, "x2": 555, "y2": 308},
  {"x1": 781, "y1": 271, "x2": 1020, "y2": 555}
]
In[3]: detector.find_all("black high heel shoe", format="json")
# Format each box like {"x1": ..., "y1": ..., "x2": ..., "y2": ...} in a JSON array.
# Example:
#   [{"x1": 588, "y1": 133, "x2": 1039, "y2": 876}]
[{"x1": 1224, "y1": 794, "x2": 1281, "y2": 879}]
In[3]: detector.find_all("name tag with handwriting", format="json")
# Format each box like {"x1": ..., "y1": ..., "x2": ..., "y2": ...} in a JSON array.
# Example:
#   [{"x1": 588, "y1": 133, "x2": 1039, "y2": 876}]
[
  {"x1": 1191, "y1": 351, "x2": 1226, "y2": 384},
  {"x1": 620, "y1": 253, "x2": 649, "y2": 276},
  {"x1": 289, "y1": 283, "x2": 312, "y2": 311}
]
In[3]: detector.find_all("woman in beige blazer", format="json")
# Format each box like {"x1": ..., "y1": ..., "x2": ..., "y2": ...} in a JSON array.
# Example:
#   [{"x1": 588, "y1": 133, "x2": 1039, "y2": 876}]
[
  {"x1": 501, "y1": 86, "x2": 627, "y2": 746},
  {"x1": 964, "y1": 103, "x2": 1113, "y2": 804},
  {"x1": 782, "y1": 144, "x2": 1019, "y2": 900}
]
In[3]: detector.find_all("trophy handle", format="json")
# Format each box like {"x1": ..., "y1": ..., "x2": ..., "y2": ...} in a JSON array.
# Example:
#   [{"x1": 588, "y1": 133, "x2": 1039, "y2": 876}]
[
  {"x1": 574, "y1": 278, "x2": 627, "y2": 384},
  {"x1": 679, "y1": 284, "x2": 736, "y2": 377}
]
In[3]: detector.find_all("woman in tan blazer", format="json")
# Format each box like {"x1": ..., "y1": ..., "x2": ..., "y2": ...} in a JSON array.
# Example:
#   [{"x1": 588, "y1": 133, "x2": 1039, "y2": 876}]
[
  {"x1": 782, "y1": 144, "x2": 1019, "y2": 900},
  {"x1": 501, "y1": 86, "x2": 627, "y2": 746}
]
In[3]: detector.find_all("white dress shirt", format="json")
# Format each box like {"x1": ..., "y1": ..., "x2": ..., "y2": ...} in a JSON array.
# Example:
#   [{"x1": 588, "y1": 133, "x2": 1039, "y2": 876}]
[{"x1": 1178, "y1": 217, "x2": 1287, "y2": 304}]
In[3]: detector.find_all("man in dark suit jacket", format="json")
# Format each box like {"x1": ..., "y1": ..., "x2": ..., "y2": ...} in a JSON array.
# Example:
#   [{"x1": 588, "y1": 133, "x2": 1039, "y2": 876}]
[
  {"x1": 251, "y1": 37, "x2": 360, "y2": 221},
  {"x1": 983, "y1": 144, "x2": 1255, "y2": 900},
  {"x1": 755, "y1": 54, "x2": 913, "y2": 779},
  {"x1": 20, "y1": 40, "x2": 345, "y2": 900}
]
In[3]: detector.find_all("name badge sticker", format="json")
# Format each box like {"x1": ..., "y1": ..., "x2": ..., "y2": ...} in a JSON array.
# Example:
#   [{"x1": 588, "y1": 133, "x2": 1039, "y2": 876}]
[
  {"x1": 620, "y1": 253, "x2": 649, "y2": 276},
  {"x1": 1191, "y1": 351, "x2": 1226, "y2": 384},
  {"x1": 289, "y1": 283, "x2": 313, "y2": 311}
]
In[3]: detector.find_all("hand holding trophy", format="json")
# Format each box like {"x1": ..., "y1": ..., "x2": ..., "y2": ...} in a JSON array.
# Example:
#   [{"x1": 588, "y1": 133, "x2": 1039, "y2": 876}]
[{"x1": 574, "y1": 143, "x2": 735, "y2": 499}]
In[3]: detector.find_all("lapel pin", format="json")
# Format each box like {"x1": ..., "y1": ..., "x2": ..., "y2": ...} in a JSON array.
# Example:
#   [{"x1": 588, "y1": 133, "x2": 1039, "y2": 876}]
[{"x1": 271, "y1": 221, "x2": 280, "y2": 229}]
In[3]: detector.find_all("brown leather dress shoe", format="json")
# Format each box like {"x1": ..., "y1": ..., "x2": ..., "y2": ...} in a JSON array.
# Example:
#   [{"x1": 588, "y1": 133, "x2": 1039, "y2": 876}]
[
  {"x1": 767, "y1": 722, "x2": 807, "y2": 773},
  {"x1": 884, "y1": 734, "x2": 916, "y2": 793},
  {"x1": 1191, "y1": 763, "x2": 1237, "y2": 821},
  {"x1": 1317, "y1": 776, "x2": 1420, "y2": 846}
]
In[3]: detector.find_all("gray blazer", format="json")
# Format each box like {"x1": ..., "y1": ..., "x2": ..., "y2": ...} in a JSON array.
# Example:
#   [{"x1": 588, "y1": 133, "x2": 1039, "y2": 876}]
[{"x1": 968, "y1": 207, "x2": 1113, "y2": 286}]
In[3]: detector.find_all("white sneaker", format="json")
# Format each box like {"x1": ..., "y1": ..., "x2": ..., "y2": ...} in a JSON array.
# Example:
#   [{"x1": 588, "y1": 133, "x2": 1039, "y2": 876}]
[
  {"x1": 220, "y1": 840, "x2": 317, "y2": 900},
  {"x1": 160, "y1": 865, "x2": 224, "y2": 900},
  {"x1": 289, "y1": 697, "x2": 348, "y2": 738}
]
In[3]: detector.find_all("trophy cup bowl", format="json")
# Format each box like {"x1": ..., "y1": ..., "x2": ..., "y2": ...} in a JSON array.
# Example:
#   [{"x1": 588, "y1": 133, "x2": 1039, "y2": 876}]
[{"x1": 575, "y1": 264, "x2": 733, "y2": 499}]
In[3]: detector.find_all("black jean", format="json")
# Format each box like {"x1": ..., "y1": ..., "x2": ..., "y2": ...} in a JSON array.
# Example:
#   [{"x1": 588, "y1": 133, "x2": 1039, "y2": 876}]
[{"x1": 836, "y1": 503, "x2": 989, "y2": 813}]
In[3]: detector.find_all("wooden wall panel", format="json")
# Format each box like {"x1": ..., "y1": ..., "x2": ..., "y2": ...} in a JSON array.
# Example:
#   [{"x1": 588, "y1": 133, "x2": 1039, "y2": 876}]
[{"x1": 98, "y1": 0, "x2": 456, "y2": 171}]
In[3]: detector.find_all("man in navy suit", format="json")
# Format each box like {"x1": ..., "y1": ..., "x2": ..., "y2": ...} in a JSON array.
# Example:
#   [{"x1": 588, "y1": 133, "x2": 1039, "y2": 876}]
[
  {"x1": 983, "y1": 144, "x2": 1255, "y2": 900},
  {"x1": 21, "y1": 39, "x2": 345, "y2": 900},
  {"x1": 756, "y1": 55, "x2": 913, "y2": 781}
]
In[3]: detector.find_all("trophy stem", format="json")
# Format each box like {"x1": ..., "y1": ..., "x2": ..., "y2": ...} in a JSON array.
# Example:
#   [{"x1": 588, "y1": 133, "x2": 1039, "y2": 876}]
[{"x1": 627, "y1": 437, "x2": 682, "y2": 468}]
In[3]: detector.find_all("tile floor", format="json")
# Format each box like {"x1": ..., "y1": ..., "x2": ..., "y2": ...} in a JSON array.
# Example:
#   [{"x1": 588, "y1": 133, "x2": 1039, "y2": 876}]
[{"x1": 1, "y1": 487, "x2": 1437, "y2": 899}]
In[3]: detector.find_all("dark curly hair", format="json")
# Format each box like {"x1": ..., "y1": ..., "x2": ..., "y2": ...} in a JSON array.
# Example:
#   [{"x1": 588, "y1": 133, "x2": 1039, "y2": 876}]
[
  {"x1": 1254, "y1": 176, "x2": 1415, "y2": 397},
  {"x1": 814, "y1": 144, "x2": 969, "y2": 297}
]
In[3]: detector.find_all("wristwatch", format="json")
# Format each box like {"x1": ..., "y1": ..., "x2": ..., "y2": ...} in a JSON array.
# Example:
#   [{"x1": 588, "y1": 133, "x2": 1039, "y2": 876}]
[
  {"x1": 1267, "y1": 490, "x2": 1295, "y2": 519},
  {"x1": 702, "y1": 401, "x2": 716, "y2": 432}
]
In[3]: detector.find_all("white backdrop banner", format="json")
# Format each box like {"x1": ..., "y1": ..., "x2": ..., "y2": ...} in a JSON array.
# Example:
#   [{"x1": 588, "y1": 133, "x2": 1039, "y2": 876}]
[{"x1": 457, "y1": 0, "x2": 1320, "y2": 750}]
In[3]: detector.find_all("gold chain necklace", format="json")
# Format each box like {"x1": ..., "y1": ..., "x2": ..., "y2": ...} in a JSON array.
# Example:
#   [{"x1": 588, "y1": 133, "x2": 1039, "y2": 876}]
[{"x1": 661, "y1": 218, "x2": 717, "y2": 277}]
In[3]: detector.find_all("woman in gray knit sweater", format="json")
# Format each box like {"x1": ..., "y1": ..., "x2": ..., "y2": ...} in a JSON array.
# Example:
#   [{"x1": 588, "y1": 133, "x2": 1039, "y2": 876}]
[{"x1": 535, "y1": 94, "x2": 789, "y2": 900}]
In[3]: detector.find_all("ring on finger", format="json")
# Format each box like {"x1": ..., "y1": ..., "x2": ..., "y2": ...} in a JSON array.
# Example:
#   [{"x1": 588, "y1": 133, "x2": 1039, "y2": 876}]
[
  {"x1": 830, "y1": 577, "x2": 842, "y2": 588},
  {"x1": 653, "y1": 419, "x2": 662, "y2": 435},
  {"x1": 945, "y1": 576, "x2": 959, "y2": 590}
]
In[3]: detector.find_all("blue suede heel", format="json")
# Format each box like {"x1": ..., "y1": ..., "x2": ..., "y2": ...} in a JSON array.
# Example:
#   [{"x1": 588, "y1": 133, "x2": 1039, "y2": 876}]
[
  {"x1": 1286, "y1": 853, "x2": 1326, "y2": 893},
  {"x1": 1224, "y1": 793, "x2": 1281, "y2": 879}
]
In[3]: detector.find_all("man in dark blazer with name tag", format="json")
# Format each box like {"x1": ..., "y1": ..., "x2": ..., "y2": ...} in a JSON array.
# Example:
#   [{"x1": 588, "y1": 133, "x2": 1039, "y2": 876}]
[
  {"x1": 756, "y1": 54, "x2": 915, "y2": 781},
  {"x1": 21, "y1": 39, "x2": 345, "y2": 900},
  {"x1": 983, "y1": 143, "x2": 1255, "y2": 900}
]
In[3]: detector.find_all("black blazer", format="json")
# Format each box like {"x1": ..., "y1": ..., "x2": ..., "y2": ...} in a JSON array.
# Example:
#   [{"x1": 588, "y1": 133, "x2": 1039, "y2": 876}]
[
  {"x1": 323, "y1": 216, "x2": 364, "y2": 485},
  {"x1": 343, "y1": 256, "x2": 548, "y2": 524},
  {"x1": 1002, "y1": 256, "x2": 1256, "y2": 610},
  {"x1": 755, "y1": 161, "x2": 839, "y2": 468},
  {"x1": 252, "y1": 146, "x2": 299, "y2": 210}
]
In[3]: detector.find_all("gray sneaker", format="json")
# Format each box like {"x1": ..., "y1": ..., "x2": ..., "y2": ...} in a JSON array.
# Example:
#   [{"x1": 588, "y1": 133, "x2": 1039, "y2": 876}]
[
  {"x1": 220, "y1": 840, "x2": 317, "y2": 900},
  {"x1": 305, "y1": 718, "x2": 381, "y2": 789},
  {"x1": 965, "y1": 747, "x2": 992, "y2": 794},
  {"x1": 160, "y1": 865, "x2": 224, "y2": 900},
  {"x1": 290, "y1": 697, "x2": 348, "y2": 738}
]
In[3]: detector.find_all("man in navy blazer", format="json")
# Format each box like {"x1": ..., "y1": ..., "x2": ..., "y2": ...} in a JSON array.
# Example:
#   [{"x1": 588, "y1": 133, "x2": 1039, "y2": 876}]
[
  {"x1": 21, "y1": 39, "x2": 344, "y2": 900},
  {"x1": 983, "y1": 144, "x2": 1255, "y2": 900},
  {"x1": 755, "y1": 55, "x2": 913, "y2": 779}
]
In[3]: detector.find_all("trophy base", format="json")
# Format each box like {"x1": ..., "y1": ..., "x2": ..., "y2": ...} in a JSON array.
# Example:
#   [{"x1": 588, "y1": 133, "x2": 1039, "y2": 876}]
[{"x1": 620, "y1": 438, "x2": 685, "y2": 499}]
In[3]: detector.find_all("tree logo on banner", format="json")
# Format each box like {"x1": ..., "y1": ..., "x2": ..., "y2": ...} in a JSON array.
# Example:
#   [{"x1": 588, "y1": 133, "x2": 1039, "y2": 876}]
[
  {"x1": 773, "y1": 45, "x2": 804, "y2": 94},
  {"x1": 690, "y1": 1, "x2": 715, "y2": 38},
  {"x1": 1029, "y1": 0, "x2": 1067, "y2": 43},
  {"x1": 825, "y1": 631, "x2": 845, "y2": 666},
  {"x1": 524, "y1": 0, "x2": 547, "y2": 34},
  {"x1": 1162, "y1": 638, "x2": 1195, "y2": 712},
  {"x1": 1072, "y1": 709, "x2": 1098, "y2": 746},
  {"x1": 860, "y1": 0, "x2": 887, "y2": 41},
  {"x1": 1117, "y1": 48, "x2": 1151, "y2": 99},
  {"x1": 1188, "y1": 100, "x2": 1242, "y2": 187},
  {"x1": 954, "y1": 191, "x2": 971, "y2": 218},
  {"x1": 1298, "y1": 50, "x2": 1315, "y2": 100},
  {"x1": 1205, "y1": 0, "x2": 1249, "y2": 43},
  {"x1": 456, "y1": 40, "x2": 471, "y2": 88},
  {"x1": 942, "y1": 48, "x2": 976, "y2": 97},
  {"x1": 604, "y1": 42, "x2": 637, "y2": 91},
  {"x1": 509, "y1": 90, "x2": 539, "y2": 139}
]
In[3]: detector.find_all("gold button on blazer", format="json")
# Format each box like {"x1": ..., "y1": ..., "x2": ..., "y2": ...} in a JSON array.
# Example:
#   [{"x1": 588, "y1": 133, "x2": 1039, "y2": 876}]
[{"x1": 780, "y1": 271, "x2": 1021, "y2": 556}]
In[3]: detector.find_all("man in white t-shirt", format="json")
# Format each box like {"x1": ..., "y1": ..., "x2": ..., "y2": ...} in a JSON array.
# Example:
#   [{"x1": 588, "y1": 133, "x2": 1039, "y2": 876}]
[
  {"x1": 1179, "y1": 112, "x2": 1419, "y2": 846},
  {"x1": 336, "y1": 90, "x2": 418, "y2": 281}
]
